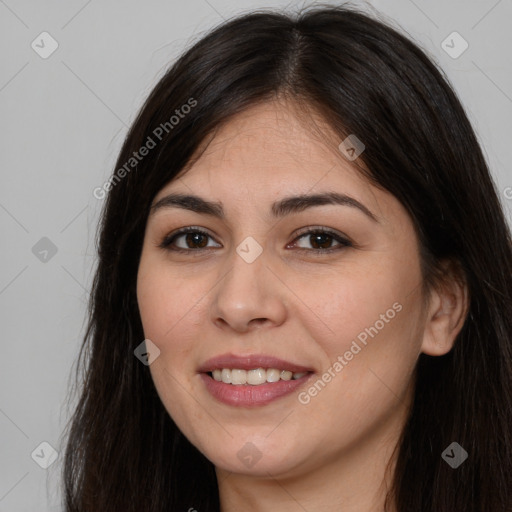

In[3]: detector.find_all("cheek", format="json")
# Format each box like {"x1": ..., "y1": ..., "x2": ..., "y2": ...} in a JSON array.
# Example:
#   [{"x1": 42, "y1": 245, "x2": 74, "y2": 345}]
[
  {"x1": 136, "y1": 259, "x2": 207, "y2": 350},
  {"x1": 295, "y1": 263, "x2": 418, "y2": 362},
  {"x1": 137, "y1": 262, "x2": 205, "y2": 434}
]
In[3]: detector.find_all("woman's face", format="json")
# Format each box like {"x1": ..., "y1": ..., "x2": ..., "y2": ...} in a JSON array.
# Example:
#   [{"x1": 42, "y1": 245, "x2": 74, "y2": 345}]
[{"x1": 137, "y1": 100, "x2": 429, "y2": 479}]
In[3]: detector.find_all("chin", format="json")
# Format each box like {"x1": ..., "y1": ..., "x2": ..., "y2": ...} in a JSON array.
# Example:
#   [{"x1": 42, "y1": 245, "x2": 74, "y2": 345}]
[{"x1": 201, "y1": 436, "x2": 310, "y2": 477}]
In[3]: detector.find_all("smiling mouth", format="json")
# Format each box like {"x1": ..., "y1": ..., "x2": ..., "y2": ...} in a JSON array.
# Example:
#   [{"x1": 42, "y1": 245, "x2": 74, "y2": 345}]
[
  {"x1": 207, "y1": 368, "x2": 310, "y2": 385},
  {"x1": 198, "y1": 353, "x2": 314, "y2": 406}
]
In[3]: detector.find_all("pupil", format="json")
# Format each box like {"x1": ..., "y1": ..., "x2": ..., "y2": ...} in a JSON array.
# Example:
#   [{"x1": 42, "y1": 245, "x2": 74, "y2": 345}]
[
  {"x1": 187, "y1": 233, "x2": 207, "y2": 248},
  {"x1": 312, "y1": 234, "x2": 331, "y2": 249}
]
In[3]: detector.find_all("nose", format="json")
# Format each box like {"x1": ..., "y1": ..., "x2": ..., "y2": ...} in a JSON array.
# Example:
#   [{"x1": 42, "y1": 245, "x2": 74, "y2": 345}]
[{"x1": 210, "y1": 247, "x2": 287, "y2": 333}]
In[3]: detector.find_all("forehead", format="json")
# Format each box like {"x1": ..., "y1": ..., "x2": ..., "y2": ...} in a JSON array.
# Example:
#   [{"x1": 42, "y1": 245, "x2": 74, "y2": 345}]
[
  {"x1": 202, "y1": 100, "x2": 333, "y2": 158},
  {"x1": 158, "y1": 100, "x2": 373, "y2": 202}
]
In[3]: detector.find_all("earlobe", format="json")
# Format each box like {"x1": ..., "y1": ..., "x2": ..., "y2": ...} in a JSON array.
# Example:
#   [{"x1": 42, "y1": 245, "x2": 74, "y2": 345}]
[{"x1": 421, "y1": 262, "x2": 469, "y2": 357}]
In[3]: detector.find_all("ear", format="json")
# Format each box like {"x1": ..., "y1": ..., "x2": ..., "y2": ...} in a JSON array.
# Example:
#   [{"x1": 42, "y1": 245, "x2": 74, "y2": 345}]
[{"x1": 421, "y1": 260, "x2": 469, "y2": 356}]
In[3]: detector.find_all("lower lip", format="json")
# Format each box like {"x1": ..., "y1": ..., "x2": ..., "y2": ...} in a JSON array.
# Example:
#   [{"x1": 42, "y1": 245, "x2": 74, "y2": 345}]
[{"x1": 200, "y1": 373, "x2": 313, "y2": 407}]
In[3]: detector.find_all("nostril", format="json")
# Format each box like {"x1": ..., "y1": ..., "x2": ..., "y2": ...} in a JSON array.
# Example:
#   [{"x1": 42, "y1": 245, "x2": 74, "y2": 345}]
[{"x1": 250, "y1": 318, "x2": 268, "y2": 326}]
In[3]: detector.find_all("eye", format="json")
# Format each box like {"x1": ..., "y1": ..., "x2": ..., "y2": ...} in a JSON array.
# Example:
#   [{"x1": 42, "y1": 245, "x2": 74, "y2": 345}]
[
  {"x1": 288, "y1": 227, "x2": 353, "y2": 253},
  {"x1": 158, "y1": 226, "x2": 353, "y2": 254},
  {"x1": 158, "y1": 227, "x2": 220, "y2": 252}
]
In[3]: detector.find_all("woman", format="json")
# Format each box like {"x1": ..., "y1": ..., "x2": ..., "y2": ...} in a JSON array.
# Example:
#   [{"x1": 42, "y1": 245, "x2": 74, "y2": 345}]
[{"x1": 62, "y1": 4, "x2": 512, "y2": 511}]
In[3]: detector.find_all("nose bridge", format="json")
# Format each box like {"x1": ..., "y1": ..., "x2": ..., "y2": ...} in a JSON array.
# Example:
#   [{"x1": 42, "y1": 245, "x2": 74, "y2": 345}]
[{"x1": 210, "y1": 239, "x2": 286, "y2": 331}]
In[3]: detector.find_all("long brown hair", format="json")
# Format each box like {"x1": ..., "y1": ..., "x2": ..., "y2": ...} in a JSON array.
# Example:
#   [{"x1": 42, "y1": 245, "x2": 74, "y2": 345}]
[{"x1": 62, "y1": 4, "x2": 512, "y2": 511}]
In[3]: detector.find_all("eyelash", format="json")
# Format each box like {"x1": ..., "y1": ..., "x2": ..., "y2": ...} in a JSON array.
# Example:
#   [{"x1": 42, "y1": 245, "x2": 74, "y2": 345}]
[{"x1": 158, "y1": 225, "x2": 353, "y2": 255}]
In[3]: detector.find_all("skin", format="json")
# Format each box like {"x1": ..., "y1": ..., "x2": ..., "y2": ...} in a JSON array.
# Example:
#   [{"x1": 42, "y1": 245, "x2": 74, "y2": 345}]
[{"x1": 136, "y1": 99, "x2": 468, "y2": 512}]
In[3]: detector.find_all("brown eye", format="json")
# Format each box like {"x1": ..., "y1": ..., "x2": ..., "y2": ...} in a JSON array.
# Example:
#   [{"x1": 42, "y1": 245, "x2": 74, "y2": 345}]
[
  {"x1": 159, "y1": 228, "x2": 221, "y2": 251},
  {"x1": 290, "y1": 228, "x2": 352, "y2": 253},
  {"x1": 307, "y1": 233, "x2": 335, "y2": 249},
  {"x1": 183, "y1": 232, "x2": 209, "y2": 249}
]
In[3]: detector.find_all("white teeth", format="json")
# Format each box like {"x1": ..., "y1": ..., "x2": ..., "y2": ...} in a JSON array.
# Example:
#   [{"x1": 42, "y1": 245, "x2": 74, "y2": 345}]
[
  {"x1": 231, "y1": 369, "x2": 247, "y2": 385},
  {"x1": 210, "y1": 368, "x2": 308, "y2": 385},
  {"x1": 280, "y1": 370, "x2": 293, "y2": 381},
  {"x1": 266, "y1": 368, "x2": 281, "y2": 383},
  {"x1": 221, "y1": 368, "x2": 231, "y2": 384},
  {"x1": 247, "y1": 368, "x2": 267, "y2": 385}
]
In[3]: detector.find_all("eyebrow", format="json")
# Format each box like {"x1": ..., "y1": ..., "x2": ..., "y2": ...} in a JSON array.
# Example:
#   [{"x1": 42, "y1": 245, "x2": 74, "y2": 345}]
[{"x1": 150, "y1": 192, "x2": 378, "y2": 222}]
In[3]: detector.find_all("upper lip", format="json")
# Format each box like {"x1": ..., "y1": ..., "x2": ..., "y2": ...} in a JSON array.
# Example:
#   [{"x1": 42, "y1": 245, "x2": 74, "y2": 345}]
[{"x1": 198, "y1": 353, "x2": 313, "y2": 373}]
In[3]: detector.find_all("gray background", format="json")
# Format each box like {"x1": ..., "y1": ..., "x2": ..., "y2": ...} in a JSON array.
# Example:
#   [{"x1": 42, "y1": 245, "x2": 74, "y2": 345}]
[{"x1": 1, "y1": 0, "x2": 510, "y2": 510}]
